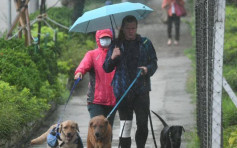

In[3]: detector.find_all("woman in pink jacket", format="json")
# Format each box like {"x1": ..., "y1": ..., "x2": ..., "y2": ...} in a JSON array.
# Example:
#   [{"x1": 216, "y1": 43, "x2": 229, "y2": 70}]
[
  {"x1": 162, "y1": 0, "x2": 185, "y2": 45},
  {"x1": 74, "y1": 29, "x2": 116, "y2": 126}
]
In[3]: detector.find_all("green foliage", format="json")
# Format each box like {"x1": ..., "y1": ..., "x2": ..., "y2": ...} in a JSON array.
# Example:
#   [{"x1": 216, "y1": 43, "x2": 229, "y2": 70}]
[
  {"x1": 46, "y1": 7, "x2": 73, "y2": 27},
  {"x1": 56, "y1": 73, "x2": 70, "y2": 104},
  {"x1": 0, "y1": 81, "x2": 49, "y2": 139},
  {"x1": 58, "y1": 33, "x2": 95, "y2": 79},
  {"x1": 0, "y1": 3, "x2": 96, "y2": 142},
  {"x1": 0, "y1": 1, "x2": 113, "y2": 142},
  {"x1": 227, "y1": 0, "x2": 237, "y2": 6},
  {"x1": 0, "y1": 38, "x2": 60, "y2": 96},
  {"x1": 224, "y1": 5, "x2": 237, "y2": 90},
  {"x1": 31, "y1": 24, "x2": 68, "y2": 49},
  {"x1": 0, "y1": 46, "x2": 41, "y2": 95},
  {"x1": 185, "y1": 129, "x2": 200, "y2": 148},
  {"x1": 30, "y1": 7, "x2": 73, "y2": 31},
  {"x1": 224, "y1": 125, "x2": 237, "y2": 148},
  {"x1": 228, "y1": 130, "x2": 237, "y2": 148},
  {"x1": 224, "y1": 66, "x2": 237, "y2": 91},
  {"x1": 222, "y1": 7, "x2": 237, "y2": 147},
  {"x1": 222, "y1": 96, "x2": 237, "y2": 127}
]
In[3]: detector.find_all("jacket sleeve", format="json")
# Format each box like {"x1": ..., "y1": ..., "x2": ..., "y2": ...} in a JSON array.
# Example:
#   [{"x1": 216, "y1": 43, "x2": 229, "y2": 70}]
[
  {"x1": 103, "y1": 43, "x2": 119, "y2": 73},
  {"x1": 74, "y1": 51, "x2": 93, "y2": 75},
  {"x1": 162, "y1": 0, "x2": 169, "y2": 9},
  {"x1": 146, "y1": 39, "x2": 158, "y2": 77}
]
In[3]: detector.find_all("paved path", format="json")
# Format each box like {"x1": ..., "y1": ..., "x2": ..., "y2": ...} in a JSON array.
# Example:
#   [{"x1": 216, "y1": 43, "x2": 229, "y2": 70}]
[{"x1": 28, "y1": 0, "x2": 195, "y2": 147}]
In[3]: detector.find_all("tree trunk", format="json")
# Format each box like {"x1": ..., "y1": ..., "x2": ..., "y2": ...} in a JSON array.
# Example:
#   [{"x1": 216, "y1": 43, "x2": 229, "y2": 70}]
[
  {"x1": 29, "y1": 0, "x2": 39, "y2": 13},
  {"x1": 72, "y1": 0, "x2": 85, "y2": 24}
]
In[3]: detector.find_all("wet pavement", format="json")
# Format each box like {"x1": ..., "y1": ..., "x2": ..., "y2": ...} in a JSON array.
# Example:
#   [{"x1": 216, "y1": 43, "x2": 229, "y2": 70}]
[{"x1": 25, "y1": 0, "x2": 195, "y2": 147}]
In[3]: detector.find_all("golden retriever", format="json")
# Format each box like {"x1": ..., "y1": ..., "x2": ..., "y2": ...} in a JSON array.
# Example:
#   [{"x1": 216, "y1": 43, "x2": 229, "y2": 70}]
[
  {"x1": 31, "y1": 120, "x2": 82, "y2": 148},
  {"x1": 87, "y1": 115, "x2": 112, "y2": 148}
]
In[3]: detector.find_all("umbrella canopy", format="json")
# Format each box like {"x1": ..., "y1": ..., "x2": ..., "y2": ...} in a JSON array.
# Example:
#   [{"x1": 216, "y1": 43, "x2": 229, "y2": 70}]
[{"x1": 69, "y1": 2, "x2": 153, "y2": 33}]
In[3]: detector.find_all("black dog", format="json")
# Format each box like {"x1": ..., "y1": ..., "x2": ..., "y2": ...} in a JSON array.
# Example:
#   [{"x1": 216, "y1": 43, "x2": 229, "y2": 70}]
[{"x1": 151, "y1": 110, "x2": 185, "y2": 148}]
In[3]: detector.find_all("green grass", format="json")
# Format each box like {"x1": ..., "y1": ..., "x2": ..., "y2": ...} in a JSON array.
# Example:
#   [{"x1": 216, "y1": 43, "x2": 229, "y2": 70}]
[
  {"x1": 185, "y1": 129, "x2": 200, "y2": 148},
  {"x1": 184, "y1": 47, "x2": 200, "y2": 148},
  {"x1": 223, "y1": 95, "x2": 237, "y2": 127},
  {"x1": 223, "y1": 125, "x2": 237, "y2": 148}
]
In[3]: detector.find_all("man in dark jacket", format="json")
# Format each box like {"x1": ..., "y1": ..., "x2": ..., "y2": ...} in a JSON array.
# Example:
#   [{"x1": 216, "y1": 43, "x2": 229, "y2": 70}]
[{"x1": 103, "y1": 15, "x2": 158, "y2": 148}]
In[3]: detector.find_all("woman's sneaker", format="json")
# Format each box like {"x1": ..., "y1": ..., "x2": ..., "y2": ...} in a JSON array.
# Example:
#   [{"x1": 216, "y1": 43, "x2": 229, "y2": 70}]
[
  {"x1": 167, "y1": 39, "x2": 172, "y2": 45},
  {"x1": 174, "y1": 40, "x2": 179, "y2": 45}
]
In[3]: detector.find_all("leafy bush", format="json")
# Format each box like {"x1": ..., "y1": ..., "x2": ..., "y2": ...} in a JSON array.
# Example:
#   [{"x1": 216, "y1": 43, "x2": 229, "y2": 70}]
[
  {"x1": 0, "y1": 46, "x2": 41, "y2": 95},
  {"x1": 0, "y1": 38, "x2": 61, "y2": 96},
  {"x1": 224, "y1": 125, "x2": 237, "y2": 148},
  {"x1": 0, "y1": 4, "x2": 101, "y2": 142},
  {"x1": 0, "y1": 81, "x2": 49, "y2": 139},
  {"x1": 31, "y1": 24, "x2": 68, "y2": 49},
  {"x1": 228, "y1": 130, "x2": 237, "y2": 147}
]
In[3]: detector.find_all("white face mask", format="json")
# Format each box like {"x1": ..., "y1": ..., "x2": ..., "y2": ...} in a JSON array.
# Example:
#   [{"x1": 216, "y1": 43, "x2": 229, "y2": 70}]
[{"x1": 100, "y1": 38, "x2": 111, "y2": 47}]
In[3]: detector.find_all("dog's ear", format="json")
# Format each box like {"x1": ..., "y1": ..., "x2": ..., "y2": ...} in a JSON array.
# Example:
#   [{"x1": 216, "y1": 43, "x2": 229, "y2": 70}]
[
  {"x1": 76, "y1": 123, "x2": 80, "y2": 132},
  {"x1": 104, "y1": 118, "x2": 109, "y2": 126},
  {"x1": 89, "y1": 119, "x2": 94, "y2": 127},
  {"x1": 182, "y1": 126, "x2": 185, "y2": 132}
]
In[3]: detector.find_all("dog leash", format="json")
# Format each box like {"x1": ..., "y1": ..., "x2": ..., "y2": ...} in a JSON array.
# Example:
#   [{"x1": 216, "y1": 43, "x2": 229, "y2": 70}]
[
  {"x1": 63, "y1": 78, "x2": 81, "y2": 111},
  {"x1": 59, "y1": 78, "x2": 81, "y2": 120},
  {"x1": 106, "y1": 69, "x2": 142, "y2": 119},
  {"x1": 148, "y1": 111, "x2": 158, "y2": 148},
  {"x1": 47, "y1": 78, "x2": 81, "y2": 147}
]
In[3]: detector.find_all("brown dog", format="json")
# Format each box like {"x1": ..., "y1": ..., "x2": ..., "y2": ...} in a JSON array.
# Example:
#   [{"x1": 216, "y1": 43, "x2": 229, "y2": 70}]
[
  {"x1": 87, "y1": 115, "x2": 112, "y2": 148},
  {"x1": 31, "y1": 120, "x2": 82, "y2": 148}
]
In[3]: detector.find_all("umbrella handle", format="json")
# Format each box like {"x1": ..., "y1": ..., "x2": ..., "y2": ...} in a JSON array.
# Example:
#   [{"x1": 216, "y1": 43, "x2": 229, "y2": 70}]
[{"x1": 109, "y1": 15, "x2": 116, "y2": 39}]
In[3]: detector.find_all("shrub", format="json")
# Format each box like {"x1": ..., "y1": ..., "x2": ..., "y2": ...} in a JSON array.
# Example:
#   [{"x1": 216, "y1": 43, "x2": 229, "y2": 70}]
[
  {"x1": 224, "y1": 125, "x2": 237, "y2": 148},
  {"x1": 0, "y1": 38, "x2": 61, "y2": 97},
  {"x1": 0, "y1": 81, "x2": 49, "y2": 139},
  {"x1": 0, "y1": 47, "x2": 41, "y2": 95}
]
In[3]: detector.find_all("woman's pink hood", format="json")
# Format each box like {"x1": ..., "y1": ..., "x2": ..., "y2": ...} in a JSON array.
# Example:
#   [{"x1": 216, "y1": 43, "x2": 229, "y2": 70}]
[{"x1": 96, "y1": 29, "x2": 113, "y2": 49}]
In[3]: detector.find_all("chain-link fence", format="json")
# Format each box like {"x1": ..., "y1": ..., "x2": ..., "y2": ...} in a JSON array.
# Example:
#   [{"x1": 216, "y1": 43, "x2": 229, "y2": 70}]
[
  {"x1": 195, "y1": 0, "x2": 237, "y2": 147},
  {"x1": 196, "y1": 1, "x2": 216, "y2": 147}
]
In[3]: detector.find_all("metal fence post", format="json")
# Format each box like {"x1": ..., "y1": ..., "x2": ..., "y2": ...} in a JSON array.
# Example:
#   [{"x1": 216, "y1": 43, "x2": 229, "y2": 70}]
[{"x1": 212, "y1": 0, "x2": 226, "y2": 147}]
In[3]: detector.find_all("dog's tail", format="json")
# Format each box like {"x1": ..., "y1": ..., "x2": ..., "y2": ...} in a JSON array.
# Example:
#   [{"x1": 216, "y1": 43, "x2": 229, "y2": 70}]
[{"x1": 151, "y1": 110, "x2": 168, "y2": 127}]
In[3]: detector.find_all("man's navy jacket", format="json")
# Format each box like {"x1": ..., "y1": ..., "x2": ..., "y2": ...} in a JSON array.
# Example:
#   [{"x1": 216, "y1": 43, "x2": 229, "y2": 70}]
[{"x1": 103, "y1": 35, "x2": 158, "y2": 100}]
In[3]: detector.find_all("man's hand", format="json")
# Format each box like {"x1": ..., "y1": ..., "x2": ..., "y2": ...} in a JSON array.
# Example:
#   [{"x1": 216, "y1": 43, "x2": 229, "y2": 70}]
[
  {"x1": 74, "y1": 72, "x2": 83, "y2": 79},
  {"x1": 111, "y1": 47, "x2": 121, "y2": 60},
  {"x1": 138, "y1": 66, "x2": 148, "y2": 75}
]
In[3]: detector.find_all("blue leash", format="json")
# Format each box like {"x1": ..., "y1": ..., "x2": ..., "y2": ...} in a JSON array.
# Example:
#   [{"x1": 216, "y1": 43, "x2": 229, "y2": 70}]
[
  {"x1": 58, "y1": 77, "x2": 81, "y2": 122},
  {"x1": 107, "y1": 69, "x2": 142, "y2": 118},
  {"x1": 47, "y1": 78, "x2": 81, "y2": 147},
  {"x1": 63, "y1": 78, "x2": 81, "y2": 111}
]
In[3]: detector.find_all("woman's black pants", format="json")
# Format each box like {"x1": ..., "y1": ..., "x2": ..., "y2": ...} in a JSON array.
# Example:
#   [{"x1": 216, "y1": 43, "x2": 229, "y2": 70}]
[
  {"x1": 118, "y1": 92, "x2": 150, "y2": 148},
  {"x1": 167, "y1": 14, "x2": 180, "y2": 41}
]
